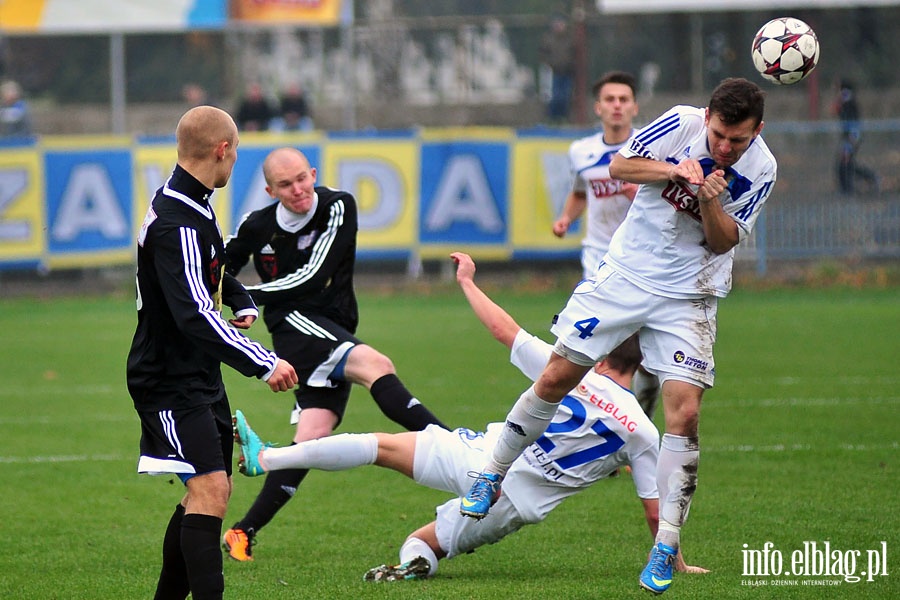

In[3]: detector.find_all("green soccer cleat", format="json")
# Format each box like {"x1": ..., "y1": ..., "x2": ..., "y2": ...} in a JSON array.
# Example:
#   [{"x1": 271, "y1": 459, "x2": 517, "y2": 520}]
[
  {"x1": 363, "y1": 556, "x2": 431, "y2": 582},
  {"x1": 233, "y1": 409, "x2": 269, "y2": 477}
]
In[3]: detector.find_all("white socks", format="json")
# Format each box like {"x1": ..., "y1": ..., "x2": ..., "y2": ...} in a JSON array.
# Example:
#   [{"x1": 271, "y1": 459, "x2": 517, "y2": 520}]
[
  {"x1": 656, "y1": 433, "x2": 700, "y2": 548},
  {"x1": 485, "y1": 385, "x2": 559, "y2": 478},
  {"x1": 399, "y1": 537, "x2": 438, "y2": 576},
  {"x1": 261, "y1": 433, "x2": 378, "y2": 472}
]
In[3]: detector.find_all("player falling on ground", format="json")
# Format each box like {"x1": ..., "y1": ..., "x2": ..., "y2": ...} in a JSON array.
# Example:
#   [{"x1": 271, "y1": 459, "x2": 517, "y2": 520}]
[
  {"x1": 460, "y1": 78, "x2": 776, "y2": 595},
  {"x1": 231, "y1": 252, "x2": 708, "y2": 581},
  {"x1": 552, "y1": 70, "x2": 660, "y2": 419}
]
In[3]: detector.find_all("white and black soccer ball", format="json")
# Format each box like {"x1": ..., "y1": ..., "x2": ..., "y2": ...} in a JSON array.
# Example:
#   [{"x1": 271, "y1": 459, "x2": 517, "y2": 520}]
[{"x1": 751, "y1": 17, "x2": 820, "y2": 85}]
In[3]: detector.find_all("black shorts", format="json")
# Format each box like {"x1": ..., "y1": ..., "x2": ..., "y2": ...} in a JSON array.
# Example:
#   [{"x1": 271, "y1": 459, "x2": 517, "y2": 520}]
[
  {"x1": 270, "y1": 311, "x2": 362, "y2": 425},
  {"x1": 136, "y1": 396, "x2": 233, "y2": 482}
]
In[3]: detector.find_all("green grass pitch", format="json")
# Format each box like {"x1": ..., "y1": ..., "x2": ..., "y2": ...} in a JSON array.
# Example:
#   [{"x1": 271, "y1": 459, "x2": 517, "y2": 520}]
[{"x1": 0, "y1": 282, "x2": 897, "y2": 599}]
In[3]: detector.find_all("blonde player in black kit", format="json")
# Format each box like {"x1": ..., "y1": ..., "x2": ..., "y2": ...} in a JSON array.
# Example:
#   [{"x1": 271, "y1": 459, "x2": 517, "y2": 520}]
[
  {"x1": 222, "y1": 147, "x2": 447, "y2": 561},
  {"x1": 127, "y1": 106, "x2": 298, "y2": 600}
]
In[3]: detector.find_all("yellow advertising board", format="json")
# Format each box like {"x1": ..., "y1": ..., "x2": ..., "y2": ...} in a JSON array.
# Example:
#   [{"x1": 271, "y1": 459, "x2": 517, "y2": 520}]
[
  {"x1": 322, "y1": 138, "x2": 418, "y2": 252},
  {"x1": 0, "y1": 149, "x2": 44, "y2": 264},
  {"x1": 132, "y1": 145, "x2": 175, "y2": 235},
  {"x1": 510, "y1": 137, "x2": 580, "y2": 251}
]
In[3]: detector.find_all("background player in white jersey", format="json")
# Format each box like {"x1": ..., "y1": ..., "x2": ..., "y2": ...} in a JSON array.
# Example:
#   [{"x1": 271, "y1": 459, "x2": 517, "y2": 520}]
[
  {"x1": 552, "y1": 71, "x2": 639, "y2": 280},
  {"x1": 551, "y1": 70, "x2": 660, "y2": 419},
  {"x1": 461, "y1": 78, "x2": 776, "y2": 595},
  {"x1": 231, "y1": 252, "x2": 708, "y2": 581}
]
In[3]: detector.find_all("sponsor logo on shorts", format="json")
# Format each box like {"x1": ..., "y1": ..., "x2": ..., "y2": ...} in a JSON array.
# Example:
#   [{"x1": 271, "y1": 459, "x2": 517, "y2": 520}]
[{"x1": 673, "y1": 350, "x2": 709, "y2": 371}]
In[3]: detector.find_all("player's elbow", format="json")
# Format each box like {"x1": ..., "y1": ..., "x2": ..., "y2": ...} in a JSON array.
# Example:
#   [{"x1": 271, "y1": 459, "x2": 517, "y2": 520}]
[
  {"x1": 488, "y1": 322, "x2": 518, "y2": 349},
  {"x1": 708, "y1": 238, "x2": 738, "y2": 255},
  {"x1": 705, "y1": 223, "x2": 740, "y2": 254},
  {"x1": 608, "y1": 155, "x2": 626, "y2": 180}
]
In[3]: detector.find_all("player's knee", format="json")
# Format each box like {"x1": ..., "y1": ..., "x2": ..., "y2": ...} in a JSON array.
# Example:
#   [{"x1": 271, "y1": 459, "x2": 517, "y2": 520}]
[
  {"x1": 346, "y1": 345, "x2": 395, "y2": 382},
  {"x1": 294, "y1": 410, "x2": 339, "y2": 441},
  {"x1": 536, "y1": 362, "x2": 588, "y2": 402},
  {"x1": 369, "y1": 351, "x2": 395, "y2": 376},
  {"x1": 665, "y1": 402, "x2": 700, "y2": 436},
  {"x1": 185, "y1": 473, "x2": 231, "y2": 514}
]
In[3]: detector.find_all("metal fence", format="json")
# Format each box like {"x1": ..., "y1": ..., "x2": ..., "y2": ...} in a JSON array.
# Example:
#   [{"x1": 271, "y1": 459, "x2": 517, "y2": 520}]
[{"x1": 736, "y1": 198, "x2": 900, "y2": 274}]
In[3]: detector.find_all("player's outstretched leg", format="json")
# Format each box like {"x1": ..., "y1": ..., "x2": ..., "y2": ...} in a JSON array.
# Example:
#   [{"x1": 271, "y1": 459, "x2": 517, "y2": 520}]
[
  {"x1": 233, "y1": 410, "x2": 269, "y2": 477},
  {"x1": 459, "y1": 472, "x2": 501, "y2": 520},
  {"x1": 639, "y1": 541, "x2": 677, "y2": 594},
  {"x1": 363, "y1": 556, "x2": 432, "y2": 582}
]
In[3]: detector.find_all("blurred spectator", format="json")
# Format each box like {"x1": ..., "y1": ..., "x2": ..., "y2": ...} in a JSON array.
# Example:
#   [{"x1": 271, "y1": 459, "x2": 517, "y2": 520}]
[
  {"x1": 833, "y1": 79, "x2": 880, "y2": 195},
  {"x1": 278, "y1": 83, "x2": 314, "y2": 131},
  {"x1": 182, "y1": 83, "x2": 210, "y2": 108},
  {"x1": 235, "y1": 83, "x2": 274, "y2": 132},
  {"x1": 539, "y1": 15, "x2": 576, "y2": 123},
  {"x1": 0, "y1": 80, "x2": 32, "y2": 137}
]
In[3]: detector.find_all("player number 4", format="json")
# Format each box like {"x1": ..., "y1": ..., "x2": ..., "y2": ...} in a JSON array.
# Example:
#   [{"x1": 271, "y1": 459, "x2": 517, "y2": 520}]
[{"x1": 574, "y1": 317, "x2": 600, "y2": 339}]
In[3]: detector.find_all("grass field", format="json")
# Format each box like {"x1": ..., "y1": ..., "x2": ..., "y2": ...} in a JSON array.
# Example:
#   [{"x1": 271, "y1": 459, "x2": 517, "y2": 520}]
[{"x1": 0, "y1": 279, "x2": 897, "y2": 599}]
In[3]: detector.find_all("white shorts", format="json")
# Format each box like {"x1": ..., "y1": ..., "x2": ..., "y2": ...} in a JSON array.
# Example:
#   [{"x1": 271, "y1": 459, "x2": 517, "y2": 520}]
[
  {"x1": 550, "y1": 264, "x2": 718, "y2": 388},
  {"x1": 413, "y1": 425, "x2": 528, "y2": 559},
  {"x1": 580, "y1": 245, "x2": 606, "y2": 280}
]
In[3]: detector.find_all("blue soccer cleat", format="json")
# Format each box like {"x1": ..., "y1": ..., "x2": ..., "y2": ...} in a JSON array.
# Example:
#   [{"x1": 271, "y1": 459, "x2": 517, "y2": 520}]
[
  {"x1": 233, "y1": 410, "x2": 268, "y2": 477},
  {"x1": 639, "y1": 541, "x2": 677, "y2": 594},
  {"x1": 459, "y1": 472, "x2": 501, "y2": 520}
]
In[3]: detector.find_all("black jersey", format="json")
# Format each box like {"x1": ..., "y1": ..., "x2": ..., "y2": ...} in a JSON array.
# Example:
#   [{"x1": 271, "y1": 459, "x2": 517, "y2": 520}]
[
  {"x1": 225, "y1": 186, "x2": 359, "y2": 333},
  {"x1": 127, "y1": 165, "x2": 279, "y2": 411}
]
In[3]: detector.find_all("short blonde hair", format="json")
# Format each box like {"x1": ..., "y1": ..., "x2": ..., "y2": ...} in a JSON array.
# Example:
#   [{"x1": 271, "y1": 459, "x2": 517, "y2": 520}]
[{"x1": 175, "y1": 106, "x2": 236, "y2": 161}]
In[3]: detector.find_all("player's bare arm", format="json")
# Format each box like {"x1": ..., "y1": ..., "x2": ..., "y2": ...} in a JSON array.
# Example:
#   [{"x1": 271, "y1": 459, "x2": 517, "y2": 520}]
[
  {"x1": 450, "y1": 252, "x2": 521, "y2": 349},
  {"x1": 697, "y1": 170, "x2": 740, "y2": 254},
  {"x1": 609, "y1": 154, "x2": 704, "y2": 186},
  {"x1": 675, "y1": 550, "x2": 710, "y2": 574},
  {"x1": 552, "y1": 191, "x2": 587, "y2": 238}
]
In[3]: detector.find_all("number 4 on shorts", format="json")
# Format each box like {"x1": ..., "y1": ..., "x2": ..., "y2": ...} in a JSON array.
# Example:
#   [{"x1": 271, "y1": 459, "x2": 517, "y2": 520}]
[{"x1": 573, "y1": 317, "x2": 599, "y2": 339}]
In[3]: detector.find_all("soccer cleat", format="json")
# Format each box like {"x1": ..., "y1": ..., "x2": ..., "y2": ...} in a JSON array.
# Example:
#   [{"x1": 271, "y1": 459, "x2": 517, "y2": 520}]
[
  {"x1": 233, "y1": 409, "x2": 267, "y2": 477},
  {"x1": 459, "y1": 472, "x2": 501, "y2": 520},
  {"x1": 222, "y1": 525, "x2": 256, "y2": 562},
  {"x1": 363, "y1": 556, "x2": 431, "y2": 582},
  {"x1": 639, "y1": 541, "x2": 677, "y2": 594}
]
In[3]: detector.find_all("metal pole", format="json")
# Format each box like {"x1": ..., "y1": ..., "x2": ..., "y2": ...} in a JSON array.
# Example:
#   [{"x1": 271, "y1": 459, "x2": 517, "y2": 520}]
[
  {"x1": 690, "y1": 14, "x2": 703, "y2": 94},
  {"x1": 572, "y1": 0, "x2": 588, "y2": 126},
  {"x1": 110, "y1": 32, "x2": 126, "y2": 134},
  {"x1": 341, "y1": 0, "x2": 356, "y2": 131},
  {"x1": 756, "y1": 209, "x2": 768, "y2": 277}
]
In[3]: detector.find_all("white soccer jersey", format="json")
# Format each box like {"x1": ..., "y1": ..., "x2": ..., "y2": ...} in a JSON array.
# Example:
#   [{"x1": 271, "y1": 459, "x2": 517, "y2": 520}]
[
  {"x1": 607, "y1": 105, "x2": 777, "y2": 298},
  {"x1": 569, "y1": 130, "x2": 634, "y2": 257},
  {"x1": 499, "y1": 330, "x2": 659, "y2": 523}
]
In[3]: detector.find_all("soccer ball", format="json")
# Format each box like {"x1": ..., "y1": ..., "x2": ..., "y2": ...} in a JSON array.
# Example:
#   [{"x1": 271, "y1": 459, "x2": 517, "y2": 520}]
[{"x1": 751, "y1": 17, "x2": 819, "y2": 85}]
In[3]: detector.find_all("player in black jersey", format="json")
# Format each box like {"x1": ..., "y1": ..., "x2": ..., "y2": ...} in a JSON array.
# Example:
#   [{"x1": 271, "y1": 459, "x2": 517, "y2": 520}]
[
  {"x1": 127, "y1": 107, "x2": 298, "y2": 600},
  {"x1": 222, "y1": 147, "x2": 447, "y2": 561}
]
